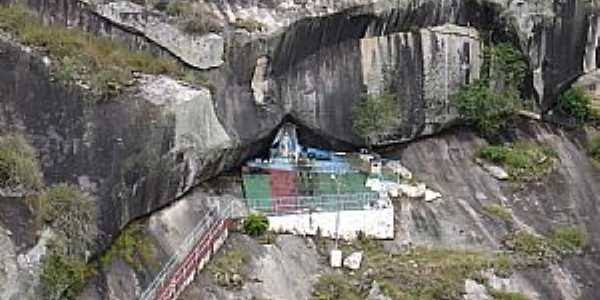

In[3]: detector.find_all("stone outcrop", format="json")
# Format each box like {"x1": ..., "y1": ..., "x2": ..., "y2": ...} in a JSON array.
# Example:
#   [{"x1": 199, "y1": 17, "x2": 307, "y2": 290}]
[{"x1": 2, "y1": 0, "x2": 600, "y2": 282}]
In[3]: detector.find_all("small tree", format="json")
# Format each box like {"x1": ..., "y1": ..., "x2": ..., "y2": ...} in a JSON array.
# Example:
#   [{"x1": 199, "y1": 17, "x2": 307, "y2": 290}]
[
  {"x1": 243, "y1": 213, "x2": 269, "y2": 236},
  {"x1": 352, "y1": 93, "x2": 398, "y2": 145},
  {"x1": 454, "y1": 80, "x2": 520, "y2": 137},
  {"x1": 556, "y1": 87, "x2": 591, "y2": 125}
]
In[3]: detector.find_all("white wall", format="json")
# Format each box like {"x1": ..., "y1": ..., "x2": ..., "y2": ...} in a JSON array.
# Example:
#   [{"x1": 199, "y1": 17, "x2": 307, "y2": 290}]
[{"x1": 268, "y1": 208, "x2": 394, "y2": 240}]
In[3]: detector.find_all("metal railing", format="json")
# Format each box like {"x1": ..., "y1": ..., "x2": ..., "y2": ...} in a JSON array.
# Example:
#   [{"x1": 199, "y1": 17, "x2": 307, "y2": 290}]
[
  {"x1": 140, "y1": 202, "x2": 232, "y2": 300},
  {"x1": 246, "y1": 192, "x2": 383, "y2": 216}
]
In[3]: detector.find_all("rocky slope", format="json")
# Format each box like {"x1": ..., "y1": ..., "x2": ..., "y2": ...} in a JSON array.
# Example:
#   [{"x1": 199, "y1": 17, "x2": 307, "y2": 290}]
[{"x1": 1, "y1": 0, "x2": 600, "y2": 299}]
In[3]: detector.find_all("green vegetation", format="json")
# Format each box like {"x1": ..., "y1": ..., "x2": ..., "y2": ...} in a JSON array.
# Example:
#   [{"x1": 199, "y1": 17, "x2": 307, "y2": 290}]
[
  {"x1": 33, "y1": 184, "x2": 97, "y2": 255},
  {"x1": 504, "y1": 227, "x2": 587, "y2": 264},
  {"x1": 0, "y1": 134, "x2": 43, "y2": 190},
  {"x1": 483, "y1": 43, "x2": 528, "y2": 88},
  {"x1": 100, "y1": 223, "x2": 155, "y2": 270},
  {"x1": 163, "y1": 1, "x2": 222, "y2": 35},
  {"x1": 312, "y1": 274, "x2": 362, "y2": 300},
  {"x1": 588, "y1": 136, "x2": 600, "y2": 162},
  {"x1": 556, "y1": 87, "x2": 592, "y2": 126},
  {"x1": 316, "y1": 237, "x2": 515, "y2": 300},
  {"x1": 0, "y1": 5, "x2": 181, "y2": 98},
  {"x1": 478, "y1": 142, "x2": 557, "y2": 181},
  {"x1": 243, "y1": 213, "x2": 269, "y2": 237},
  {"x1": 489, "y1": 289, "x2": 529, "y2": 300},
  {"x1": 482, "y1": 204, "x2": 513, "y2": 222},
  {"x1": 352, "y1": 93, "x2": 398, "y2": 144},
  {"x1": 234, "y1": 18, "x2": 265, "y2": 32},
  {"x1": 549, "y1": 226, "x2": 588, "y2": 253},
  {"x1": 454, "y1": 80, "x2": 520, "y2": 137},
  {"x1": 209, "y1": 249, "x2": 249, "y2": 289},
  {"x1": 40, "y1": 250, "x2": 96, "y2": 300}
]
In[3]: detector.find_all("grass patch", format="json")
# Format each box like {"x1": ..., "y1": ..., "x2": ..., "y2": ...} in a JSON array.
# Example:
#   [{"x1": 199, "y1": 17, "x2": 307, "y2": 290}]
[
  {"x1": 321, "y1": 237, "x2": 515, "y2": 300},
  {"x1": 31, "y1": 184, "x2": 97, "y2": 256},
  {"x1": 234, "y1": 18, "x2": 265, "y2": 32},
  {"x1": 0, "y1": 133, "x2": 43, "y2": 191},
  {"x1": 208, "y1": 249, "x2": 249, "y2": 289},
  {"x1": 0, "y1": 4, "x2": 182, "y2": 98},
  {"x1": 40, "y1": 249, "x2": 96, "y2": 300},
  {"x1": 478, "y1": 142, "x2": 557, "y2": 181},
  {"x1": 489, "y1": 289, "x2": 529, "y2": 300},
  {"x1": 589, "y1": 136, "x2": 600, "y2": 162},
  {"x1": 482, "y1": 204, "x2": 513, "y2": 222},
  {"x1": 556, "y1": 87, "x2": 592, "y2": 126},
  {"x1": 243, "y1": 213, "x2": 269, "y2": 237},
  {"x1": 549, "y1": 226, "x2": 587, "y2": 253},
  {"x1": 100, "y1": 223, "x2": 156, "y2": 270}
]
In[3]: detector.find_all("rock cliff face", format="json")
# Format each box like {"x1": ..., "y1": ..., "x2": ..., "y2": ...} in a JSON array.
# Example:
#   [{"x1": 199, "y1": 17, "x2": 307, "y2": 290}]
[{"x1": 1, "y1": 1, "x2": 600, "y2": 296}]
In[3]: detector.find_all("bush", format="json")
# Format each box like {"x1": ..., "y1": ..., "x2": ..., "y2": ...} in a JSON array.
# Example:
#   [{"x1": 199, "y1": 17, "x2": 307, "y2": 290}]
[
  {"x1": 454, "y1": 80, "x2": 520, "y2": 137},
  {"x1": 100, "y1": 223, "x2": 155, "y2": 270},
  {"x1": 484, "y1": 43, "x2": 527, "y2": 89},
  {"x1": 209, "y1": 249, "x2": 249, "y2": 289},
  {"x1": 0, "y1": 5, "x2": 181, "y2": 98},
  {"x1": 352, "y1": 93, "x2": 398, "y2": 144},
  {"x1": 549, "y1": 226, "x2": 587, "y2": 253},
  {"x1": 482, "y1": 204, "x2": 512, "y2": 222},
  {"x1": 478, "y1": 143, "x2": 556, "y2": 181},
  {"x1": 35, "y1": 184, "x2": 97, "y2": 255},
  {"x1": 489, "y1": 289, "x2": 529, "y2": 300},
  {"x1": 40, "y1": 251, "x2": 95, "y2": 300},
  {"x1": 312, "y1": 274, "x2": 362, "y2": 300},
  {"x1": 556, "y1": 87, "x2": 592, "y2": 125},
  {"x1": 183, "y1": 17, "x2": 223, "y2": 35},
  {"x1": 243, "y1": 213, "x2": 269, "y2": 236},
  {"x1": 589, "y1": 136, "x2": 600, "y2": 162},
  {"x1": 0, "y1": 134, "x2": 43, "y2": 190}
]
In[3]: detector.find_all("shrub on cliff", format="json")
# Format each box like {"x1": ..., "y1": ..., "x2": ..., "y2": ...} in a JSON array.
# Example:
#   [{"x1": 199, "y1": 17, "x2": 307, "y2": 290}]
[
  {"x1": 590, "y1": 136, "x2": 600, "y2": 162},
  {"x1": 100, "y1": 223, "x2": 155, "y2": 270},
  {"x1": 454, "y1": 80, "x2": 519, "y2": 137},
  {"x1": 0, "y1": 134, "x2": 43, "y2": 191},
  {"x1": 353, "y1": 93, "x2": 398, "y2": 145},
  {"x1": 243, "y1": 213, "x2": 269, "y2": 236},
  {"x1": 478, "y1": 142, "x2": 556, "y2": 181},
  {"x1": 556, "y1": 87, "x2": 592, "y2": 126},
  {"x1": 0, "y1": 5, "x2": 181, "y2": 98},
  {"x1": 40, "y1": 249, "x2": 95, "y2": 300}
]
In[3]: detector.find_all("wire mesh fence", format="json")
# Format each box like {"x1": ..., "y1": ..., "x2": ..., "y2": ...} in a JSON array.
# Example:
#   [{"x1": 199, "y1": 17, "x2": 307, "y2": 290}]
[{"x1": 246, "y1": 192, "x2": 382, "y2": 216}]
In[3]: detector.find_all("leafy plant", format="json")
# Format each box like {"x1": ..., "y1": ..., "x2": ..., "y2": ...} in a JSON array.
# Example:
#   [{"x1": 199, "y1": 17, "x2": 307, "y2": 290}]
[
  {"x1": 0, "y1": 133, "x2": 43, "y2": 191},
  {"x1": 556, "y1": 87, "x2": 592, "y2": 125},
  {"x1": 455, "y1": 80, "x2": 520, "y2": 137},
  {"x1": 312, "y1": 274, "x2": 362, "y2": 300},
  {"x1": 483, "y1": 43, "x2": 528, "y2": 89},
  {"x1": 352, "y1": 93, "x2": 398, "y2": 144},
  {"x1": 482, "y1": 204, "x2": 512, "y2": 222},
  {"x1": 478, "y1": 143, "x2": 556, "y2": 181},
  {"x1": 208, "y1": 249, "x2": 249, "y2": 289},
  {"x1": 243, "y1": 213, "x2": 269, "y2": 236},
  {"x1": 489, "y1": 289, "x2": 529, "y2": 300},
  {"x1": 34, "y1": 184, "x2": 97, "y2": 256},
  {"x1": 40, "y1": 250, "x2": 95, "y2": 300},
  {"x1": 549, "y1": 226, "x2": 587, "y2": 253},
  {"x1": 100, "y1": 223, "x2": 155, "y2": 270},
  {"x1": 590, "y1": 136, "x2": 600, "y2": 162}
]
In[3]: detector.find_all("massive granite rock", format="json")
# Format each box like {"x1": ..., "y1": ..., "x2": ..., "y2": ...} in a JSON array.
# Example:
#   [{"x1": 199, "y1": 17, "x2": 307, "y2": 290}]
[{"x1": 1, "y1": 0, "x2": 600, "y2": 257}]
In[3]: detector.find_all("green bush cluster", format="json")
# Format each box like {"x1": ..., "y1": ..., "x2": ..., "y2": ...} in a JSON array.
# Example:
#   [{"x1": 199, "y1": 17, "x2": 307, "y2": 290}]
[
  {"x1": 312, "y1": 274, "x2": 362, "y2": 300},
  {"x1": 454, "y1": 80, "x2": 520, "y2": 137},
  {"x1": 590, "y1": 136, "x2": 600, "y2": 162},
  {"x1": 0, "y1": 134, "x2": 43, "y2": 190},
  {"x1": 100, "y1": 223, "x2": 155, "y2": 270},
  {"x1": 33, "y1": 184, "x2": 97, "y2": 256},
  {"x1": 556, "y1": 87, "x2": 592, "y2": 125},
  {"x1": 549, "y1": 226, "x2": 588, "y2": 253},
  {"x1": 208, "y1": 249, "x2": 249, "y2": 289},
  {"x1": 0, "y1": 5, "x2": 181, "y2": 98},
  {"x1": 40, "y1": 250, "x2": 96, "y2": 300},
  {"x1": 352, "y1": 93, "x2": 398, "y2": 144},
  {"x1": 504, "y1": 227, "x2": 587, "y2": 263},
  {"x1": 243, "y1": 213, "x2": 269, "y2": 237},
  {"x1": 478, "y1": 142, "x2": 556, "y2": 181},
  {"x1": 482, "y1": 204, "x2": 513, "y2": 222},
  {"x1": 483, "y1": 43, "x2": 528, "y2": 88},
  {"x1": 489, "y1": 289, "x2": 529, "y2": 300}
]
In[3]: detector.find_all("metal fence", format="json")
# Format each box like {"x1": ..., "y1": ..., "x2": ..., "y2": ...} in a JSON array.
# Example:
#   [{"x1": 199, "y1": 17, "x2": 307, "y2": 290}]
[
  {"x1": 140, "y1": 202, "x2": 232, "y2": 300},
  {"x1": 246, "y1": 192, "x2": 382, "y2": 216}
]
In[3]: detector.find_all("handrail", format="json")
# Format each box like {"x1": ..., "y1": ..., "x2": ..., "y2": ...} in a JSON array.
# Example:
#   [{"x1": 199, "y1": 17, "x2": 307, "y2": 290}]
[{"x1": 140, "y1": 202, "x2": 232, "y2": 300}]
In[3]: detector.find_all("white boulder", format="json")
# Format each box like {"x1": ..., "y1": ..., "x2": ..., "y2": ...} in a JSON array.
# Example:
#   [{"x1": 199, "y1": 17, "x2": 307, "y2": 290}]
[{"x1": 343, "y1": 251, "x2": 363, "y2": 270}]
